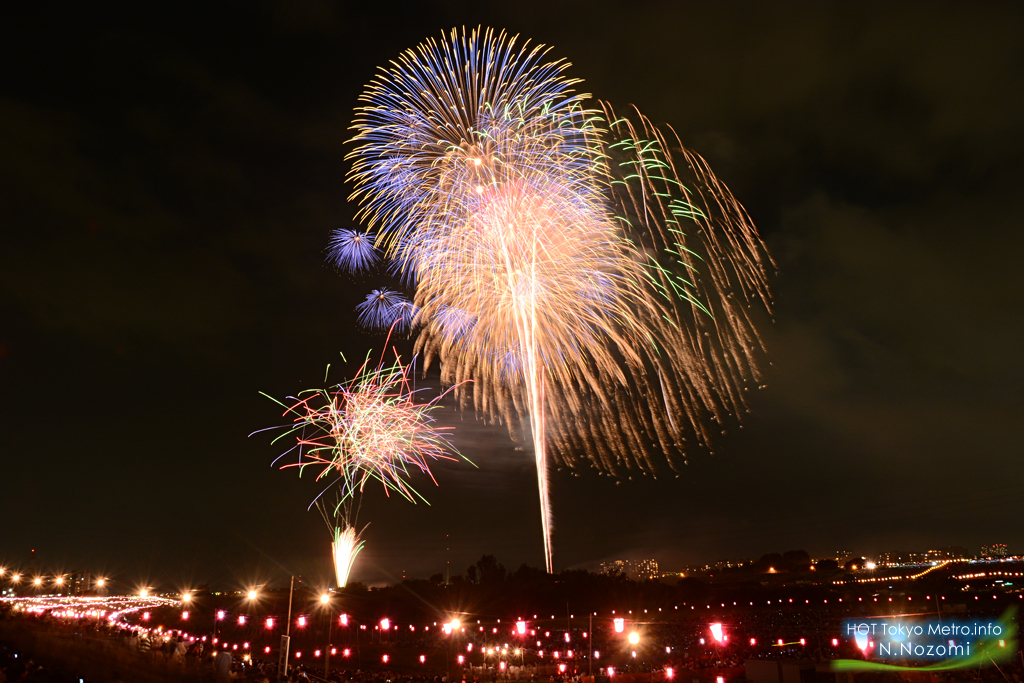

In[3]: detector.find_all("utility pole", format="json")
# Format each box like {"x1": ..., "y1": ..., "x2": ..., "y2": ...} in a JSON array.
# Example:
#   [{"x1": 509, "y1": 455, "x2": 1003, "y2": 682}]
[
  {"x1": 589, "y1": 614, "x2": 593, "y2": 677},
  {"x1": 325, "y1": 601, "x2": 333, "y2": 678},
  {"x1": 278, "y1": 576, "x2": 295, "y2": 683}
]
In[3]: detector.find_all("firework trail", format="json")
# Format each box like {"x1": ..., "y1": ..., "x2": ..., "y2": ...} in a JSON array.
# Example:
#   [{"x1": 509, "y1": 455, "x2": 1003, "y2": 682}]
[
  {"x1": 345, "y1": 28, "x2": 773, "y2": 572},
  {"x1": 317, "y1": 495, "x2": 366, "y2": 588}
]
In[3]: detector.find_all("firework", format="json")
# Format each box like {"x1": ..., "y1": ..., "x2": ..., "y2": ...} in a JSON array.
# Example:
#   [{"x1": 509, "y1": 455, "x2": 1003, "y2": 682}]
[
  {"x1": 328, "y1": 228, "x2": 379, "y2": 273},
  {"x1": 317, "y1": 495, "x2": 366, "y2": 588},
  {"x1": 330, "y1": 526, "x2": 364, "y2": 588},
  {"x1": 261, "y1": 346, "x2": 468, "y2": 587},
  {"x1": 262, "y1": 347, "x2": 465, "y2": 504},
  {"x1": 344, "y1": 28, "x2": 773, "y2": 572},
  {"x1": 356, "y1": 289, "x2": 418, "y2": 334}
]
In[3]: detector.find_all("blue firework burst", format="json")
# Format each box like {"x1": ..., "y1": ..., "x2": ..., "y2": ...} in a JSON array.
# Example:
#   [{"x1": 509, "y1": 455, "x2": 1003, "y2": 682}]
[
  {"x1": 356, "y1": 289, "x2": 418, "y2": 334},
  {"x1": 328, "y1": 228, "x2": 380, "y2": 273}
]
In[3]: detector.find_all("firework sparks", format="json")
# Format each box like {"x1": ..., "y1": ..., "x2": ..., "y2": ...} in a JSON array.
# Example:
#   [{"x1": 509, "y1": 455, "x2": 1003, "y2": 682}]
[
  {"x1": 262, "y1": 347, "x2": 466, "y2": 504},
  {"x1": 344, "y1": 27, "x2": 773, "y2": 572},
  {"x1": 261, "y1": 346, "x2": 469, "y2": 587},
  {"x1": 356, "y1": 289, "x2": 418, "y2": 334},
  {"x1": 330, "y1": 525, "x2": 365, "y2": 588},
  {"x1": 328, "y1": 228, "x2": 380, "y2": 273}
]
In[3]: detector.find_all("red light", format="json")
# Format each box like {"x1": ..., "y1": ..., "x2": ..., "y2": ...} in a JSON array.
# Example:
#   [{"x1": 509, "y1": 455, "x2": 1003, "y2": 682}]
[
  {"x1": 608, "y1": 668, "x2": 615, "y2": 677},
  {"x1": 565, "y1": 633, "x2": 571, "y2": 642},
  {"x1": 295, "y1": 652, "x2": 301, "y2": 659},
  {"x1": 331, "y1": 648, "x2": 337, "y2": 655},
  {"x1": 750, "y1": 638, "x2": 756, "y2": 645},
  {"x1": 381, "y1": 618, "x2": 390, "y2": 630},
  {"x1": 614, "y1": 618, "x2": 624, "y2": 633},
  {"x1": 238, "y1": 616, "x2": 246, "y2": 625},
  {"x1": 666, "y1": 669, "x2": 674, "y2": 679},
  {"x1": 343, "y1": 649, "x2": 351, "y2": 657},
  {"x1": 517, "y1": 621, "x2": 526, "y2": 635},
  {"x1": 182, "y1": 611, "x2": 189, "y2": 620},
  {"x1": 382, "y1": 654, "x2": 389, "y2": 664},
  {"x1": 265, "y1": 618, "x2": 274, "y2": 629},
  {"x1": 831, "y1": 639, "x2": 838, "y2": 646},
  {"x1": 297, "y1": 616, "x2": 306, "y2": 627},
  {"x1": 340, "y1": 614, "x2": 348, "y2": 626},
  {"x1": 500, "y1": 662, "x2": 506, "y2": 671},
  {"x1": 217, "y1": 610, "x2": 225, "y2": 620},
  {"x1": 265, "y1": 647, "x2": 271, "y2": 654},
  {"x1": 800, "y1": 639, "x2": 806, "y2": 646},
  {"x1": 244, "y1": 642, "x2": 249, "y2": 649},
  {"x1": 420, "y1": 655, "x2": 426, "y2": 663},
  {"x1": 143, "y1": 612, "x2": 150, "y2": 621},
  {"x1": 559, "y1": 664, "x2": 566, "y2": 673},
  {"x1": 315, "y1": 650, "x2": 321, "y2": 658},
  {"x1": 458, "y1": 655, "x2": 465, "y2": 664}
]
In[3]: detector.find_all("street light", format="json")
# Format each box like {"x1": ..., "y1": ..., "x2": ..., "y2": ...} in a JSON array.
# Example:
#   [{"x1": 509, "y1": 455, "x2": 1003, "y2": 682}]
[{"x1": 319, "y1": 593, "x2": 334, "y2": 677}]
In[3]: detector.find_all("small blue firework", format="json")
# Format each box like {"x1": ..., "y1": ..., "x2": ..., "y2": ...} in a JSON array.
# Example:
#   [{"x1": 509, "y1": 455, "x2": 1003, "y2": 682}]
[
  {"x1": 356, "y1": 289, "x2": 418, "y2": 334},
  {"x1": 328, "y1": 228, "x2": 380, "y2": 273}
]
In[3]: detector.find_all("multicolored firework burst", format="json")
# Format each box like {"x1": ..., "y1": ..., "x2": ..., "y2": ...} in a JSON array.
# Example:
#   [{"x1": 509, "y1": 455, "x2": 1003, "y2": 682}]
[
  {"x1": 262, "y1": 347, "x2": 464, "y2": 503},
  {"x1": 259, "y1": 344, "x2": 468, "y2": 586},
  {"x1": 343, "y1": 27, "x2": 773, "y2": 573}
]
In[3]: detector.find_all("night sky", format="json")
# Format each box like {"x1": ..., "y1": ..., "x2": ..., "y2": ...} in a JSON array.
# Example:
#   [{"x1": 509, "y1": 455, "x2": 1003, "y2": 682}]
[{"x1": 2, "y1": 2, "x2": 1022, "y2": 589}]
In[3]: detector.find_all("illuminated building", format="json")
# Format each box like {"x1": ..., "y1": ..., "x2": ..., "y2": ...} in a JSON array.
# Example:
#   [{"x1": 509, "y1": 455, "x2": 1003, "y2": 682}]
[
  {"x1": 981, "y1": 544, "x2": 1008, "y2": 559},
  {"x1": 598, "y1": 559, "x2": 660, "y2": 580}
]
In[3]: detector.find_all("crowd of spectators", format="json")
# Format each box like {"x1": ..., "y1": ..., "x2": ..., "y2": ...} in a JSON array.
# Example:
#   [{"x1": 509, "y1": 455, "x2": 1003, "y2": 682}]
[{"x1": 2, "y1": 602, "x2": 1021, "y2": 683}]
